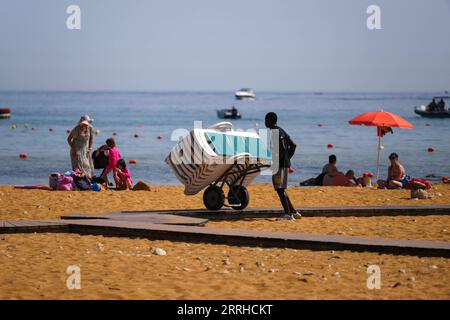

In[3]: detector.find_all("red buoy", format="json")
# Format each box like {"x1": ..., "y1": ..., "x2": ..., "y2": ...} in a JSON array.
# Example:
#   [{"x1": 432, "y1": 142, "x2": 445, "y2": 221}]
[
  {"x1": 129, "y1": 159, "x2": 137, "y2": 165},
  {"x1": 327, "y1": 144, "x2": 334, "y2": 148},
  {"x1": 427, "y1": 147, "x2": 434, "y2": 153},
  {"x1": 288, "y1": 167, "x2": 295, "y2": 174},
  {"x1": 19, "y1": 153, "x2": 28, "y2": 159},
  {"x1": 133, "y1": 133, "x2": 139, "y2": 138}
]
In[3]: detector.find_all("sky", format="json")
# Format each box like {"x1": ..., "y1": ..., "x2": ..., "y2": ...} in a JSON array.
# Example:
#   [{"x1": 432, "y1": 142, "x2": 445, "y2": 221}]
[{"x1": 0, "y1": 0, "x2": 449, "y2": 92}]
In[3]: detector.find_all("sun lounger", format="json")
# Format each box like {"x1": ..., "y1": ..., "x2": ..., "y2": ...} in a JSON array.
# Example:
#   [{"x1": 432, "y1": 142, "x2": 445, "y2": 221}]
[{"x1": 165, "y1": 122, "x2": 272, "y2": 210}]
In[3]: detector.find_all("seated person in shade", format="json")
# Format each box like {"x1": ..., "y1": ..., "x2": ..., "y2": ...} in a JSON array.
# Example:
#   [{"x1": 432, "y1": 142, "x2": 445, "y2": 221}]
[
  {"x1": 377, "y1": 152, "x2": 406, "y2": 189},
  {"x1": 114, "y1": 158, "x2": 133, "y2": 190}
]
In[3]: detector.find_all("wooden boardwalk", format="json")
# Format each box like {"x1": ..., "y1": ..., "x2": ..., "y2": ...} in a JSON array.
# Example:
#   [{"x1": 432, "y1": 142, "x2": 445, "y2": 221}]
[
  {"x1": 115, "y1": 204, "x2": 450, "y2": 219},
  {"x1": 0, "y1": 220, "x2": 69, "y2": 233},
  {"x1": 1, "y1": 212, "x2": 449, "y2": 257}
]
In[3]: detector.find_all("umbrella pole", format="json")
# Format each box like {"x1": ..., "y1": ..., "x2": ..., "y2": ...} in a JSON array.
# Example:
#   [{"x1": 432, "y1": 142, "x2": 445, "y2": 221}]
[{"x1": 376, "y1": 134, "x2": 381, "y2": 181}]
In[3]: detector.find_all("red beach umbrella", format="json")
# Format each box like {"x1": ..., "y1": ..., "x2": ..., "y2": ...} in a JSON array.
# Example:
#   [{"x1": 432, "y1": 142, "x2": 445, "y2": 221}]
[{"x1": 348, "y1": 110, "x2": 413, "y2": 180}]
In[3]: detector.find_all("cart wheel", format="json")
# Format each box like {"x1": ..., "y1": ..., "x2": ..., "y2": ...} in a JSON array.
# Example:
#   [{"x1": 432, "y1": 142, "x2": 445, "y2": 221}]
[
  {"x1": 203, "y1": 186, "x2": 225, "y2": 210},
  {"x1": 228, "y1": 186, "x2": 249, "y2": 210}
]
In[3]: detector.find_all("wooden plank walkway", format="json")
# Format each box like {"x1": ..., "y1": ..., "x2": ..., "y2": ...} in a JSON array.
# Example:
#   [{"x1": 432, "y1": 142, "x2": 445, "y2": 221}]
[
  {"x1": 3, "y1": 204, "x2": 450, "y2": 257},
  {"x1": 116, "y1": 205, "x2": 450, "y2": 219},
  {"x1": 0, "y1": 220, "x2": 69, "y2": 233},
  {"x1": 61, "y1": 213, "x2": 208, "y2": 226},
  {"x1": 62, "y1": 219, "x2": 450, "y2": 258}
]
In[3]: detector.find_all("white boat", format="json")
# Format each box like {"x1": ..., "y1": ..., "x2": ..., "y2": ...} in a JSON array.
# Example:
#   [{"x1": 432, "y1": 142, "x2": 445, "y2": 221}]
[
  {"x1": 235, "y1": 88, "x2": 256, "y2": 100},
  {"x1": 165, "y1": 122, "x2": 271, "y2": 210}
]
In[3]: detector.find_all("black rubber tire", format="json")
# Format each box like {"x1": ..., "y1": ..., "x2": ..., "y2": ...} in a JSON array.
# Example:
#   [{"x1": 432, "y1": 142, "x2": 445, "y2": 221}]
[
  {"x1": 203, "y1": 186, "x2": 225, "y2": 210},
  {"x1": 228, "y1": 185, "x2": 249, "y2": 210}
]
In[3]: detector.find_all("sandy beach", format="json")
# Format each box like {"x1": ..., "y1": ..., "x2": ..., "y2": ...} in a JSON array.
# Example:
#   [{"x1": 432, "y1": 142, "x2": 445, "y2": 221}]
[{"x1": 0, "y1": 184, "x2": 449, "y2": 299}]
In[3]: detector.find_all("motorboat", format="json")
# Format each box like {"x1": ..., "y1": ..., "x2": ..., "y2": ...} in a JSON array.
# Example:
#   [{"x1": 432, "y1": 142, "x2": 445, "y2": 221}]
[
  {"x1": 414, "y1": 96, "x2": 450, "y2": 118},
  {"x1": 235, "y1": 88, "x2": 255, "y2": 100},
  {"x1": 0, "y1": 108, "x2": 11, "y2": 119},
  {"x1": 217, "y1": 107, "x2": 241, "y2": 119}
]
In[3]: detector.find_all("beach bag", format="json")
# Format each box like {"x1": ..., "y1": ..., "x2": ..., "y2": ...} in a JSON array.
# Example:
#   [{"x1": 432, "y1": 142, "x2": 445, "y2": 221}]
[
  {"x1": 74, "y1": 176, "x2": 91, "y2": 191},
  {"x1": 49, "y1": 173, "x2": 61, "y2": 190},
  {"x1": 57, "y1": 176, "x2": 74, "y2": 191},
  {"x1": 92, "y1": 148, "x2": 109, "y2": 169}
]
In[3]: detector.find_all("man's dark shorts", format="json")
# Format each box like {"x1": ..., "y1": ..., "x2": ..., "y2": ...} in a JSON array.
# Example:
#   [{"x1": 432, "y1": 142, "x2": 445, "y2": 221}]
[{"x1": 272, "y1": 168, "x2": 288, "y2": 190}]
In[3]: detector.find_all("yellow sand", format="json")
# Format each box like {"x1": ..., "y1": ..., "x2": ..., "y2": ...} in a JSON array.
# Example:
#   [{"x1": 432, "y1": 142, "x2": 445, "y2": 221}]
[{"x1": 0, "y1": 184, "x2": 449, "y2": 299}]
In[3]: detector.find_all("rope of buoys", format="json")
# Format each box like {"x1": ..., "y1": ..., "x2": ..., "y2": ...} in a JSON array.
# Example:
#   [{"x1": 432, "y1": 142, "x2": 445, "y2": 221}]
[
  {"x1": 0, "y1": 108, "x2": 11, "y2": 119},
  {"x1": 327, "y1": 143, "x2": 334, "y2": 148},
  {"x1": 129, "y1": 159, "x2": 137, "y2": 165},
  {"x1": 19, "y1": 153, "x2": 28, "y2": 159},
  {"x1": 427, "y1": 147, "x2": 434, "y2": 153}
]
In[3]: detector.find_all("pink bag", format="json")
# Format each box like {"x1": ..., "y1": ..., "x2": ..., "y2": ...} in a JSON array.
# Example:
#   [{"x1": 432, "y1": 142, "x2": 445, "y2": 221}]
[{"x1": 57, "y1": 176, "x2": 74, "y2": 191}]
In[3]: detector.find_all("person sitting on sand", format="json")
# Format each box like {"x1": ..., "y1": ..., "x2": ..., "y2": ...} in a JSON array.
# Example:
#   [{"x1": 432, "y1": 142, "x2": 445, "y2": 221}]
[
  {"x1": 101, "y1": 138, "x2": 122, "y2": 189},
  {"x1": 114, "y1": 159, "x2": 133, "y2": 190},
  {"x1": 377, "y1": 153, "x2": 406, "y2": 189},
  {"x1": 315, "y1": 155, "x2": 338, "y2": 186},
  {"x1": 300, "y1": 155, "x2": 339, "y2": 186}
]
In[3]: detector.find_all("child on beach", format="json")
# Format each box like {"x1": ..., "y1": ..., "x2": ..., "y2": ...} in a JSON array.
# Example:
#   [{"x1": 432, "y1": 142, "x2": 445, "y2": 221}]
[
  {"x1": 101, "y1": 138, "x2": 121, "y2": 189},
  {"x1": 114, "y1": 159, "x2": 133, "y2": 190}
]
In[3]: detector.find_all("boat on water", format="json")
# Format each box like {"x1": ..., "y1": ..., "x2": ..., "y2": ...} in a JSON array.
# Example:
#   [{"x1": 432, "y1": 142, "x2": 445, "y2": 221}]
[
  {"x1": 0, "y1": 108, "x2": 11, "y2": 119},
  {"x1": 235, "y1": 88, "x2": 255, "y2": 100},
  {"x1": 414, "y1": 96, "x2": 450, "y2": 118},
  {"x1": 217, "y1": 106, "x2": 241, "y2": 119}
]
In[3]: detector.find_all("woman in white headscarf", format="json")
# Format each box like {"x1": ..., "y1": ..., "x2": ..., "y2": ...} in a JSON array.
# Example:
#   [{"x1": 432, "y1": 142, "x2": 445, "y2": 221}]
[{"x1": 67, "y1": 116, "x2": 95, "y2": 178}]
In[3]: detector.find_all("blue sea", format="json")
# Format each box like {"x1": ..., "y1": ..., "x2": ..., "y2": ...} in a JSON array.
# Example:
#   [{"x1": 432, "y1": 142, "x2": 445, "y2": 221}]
[{"x1": 0, "y1": 91, "x2": 449, "y2": 186}]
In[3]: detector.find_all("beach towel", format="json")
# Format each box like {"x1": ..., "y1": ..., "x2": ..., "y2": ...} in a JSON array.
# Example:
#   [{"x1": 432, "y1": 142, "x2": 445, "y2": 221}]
[{"x1": 14, "y1": 185, "x2": 52, "y2": 190}]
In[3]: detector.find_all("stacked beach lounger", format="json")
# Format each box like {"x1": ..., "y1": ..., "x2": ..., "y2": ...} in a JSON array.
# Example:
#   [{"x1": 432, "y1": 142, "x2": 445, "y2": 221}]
[{"x1": 165, "y1": 122, "x2": 272, "y2": 210}]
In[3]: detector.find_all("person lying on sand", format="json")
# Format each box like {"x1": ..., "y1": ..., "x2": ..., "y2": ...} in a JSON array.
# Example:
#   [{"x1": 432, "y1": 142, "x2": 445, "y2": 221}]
[
  {"x1": 323, "y1": 170, "x2": 360, "y2": 187},
  {"x1": 377, "y1": 153, "x2": 407, "y2": 189}
]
